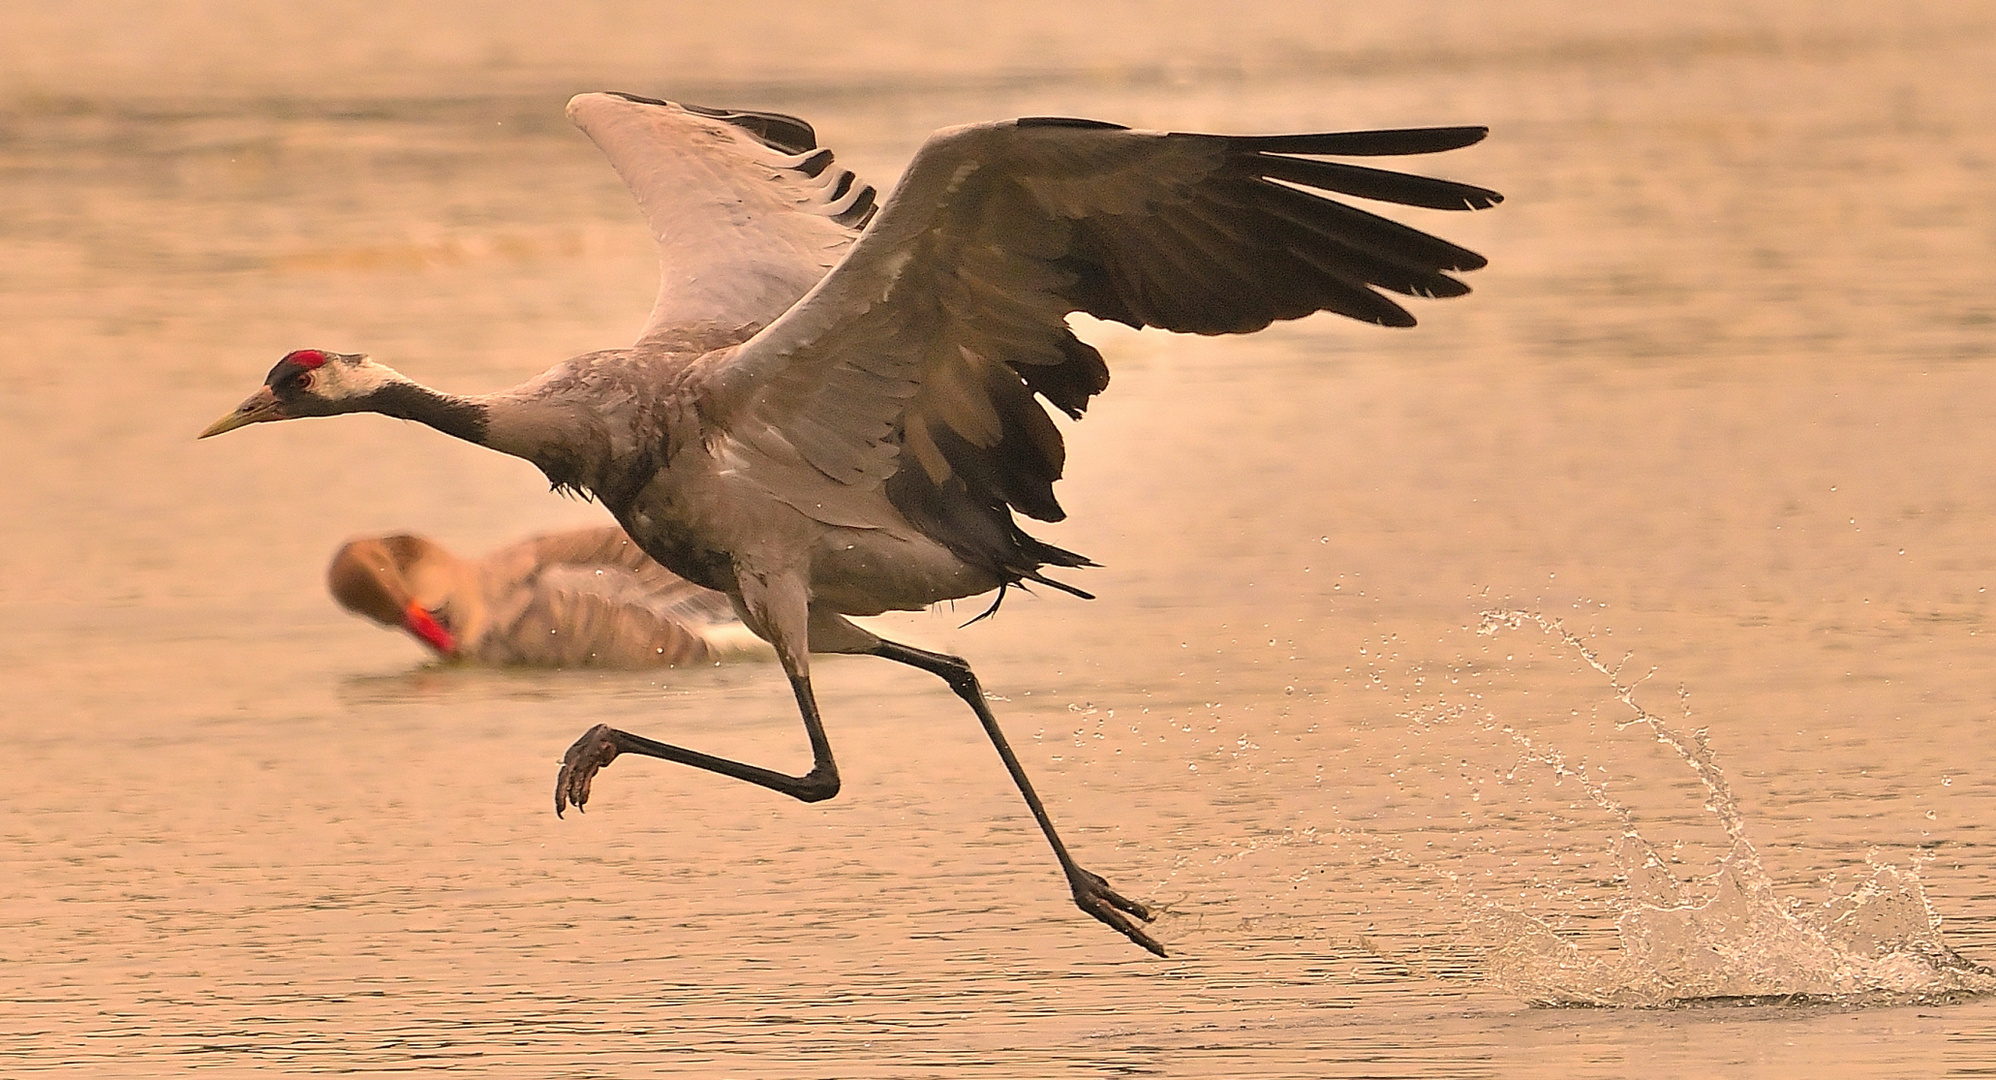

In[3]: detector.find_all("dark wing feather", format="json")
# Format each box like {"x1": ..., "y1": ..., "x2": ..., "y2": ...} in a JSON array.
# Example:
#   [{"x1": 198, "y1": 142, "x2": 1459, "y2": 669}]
[
  {"x1": 707, "y1": 117, "x2": 1498, "y2": 589},
  {"x1": 567, "y1": 93, "x2": 878, "y2": 348},
  {"x1": 670, "y1": 100, "x2": 820, "y2": 155},
  {"x1": 1233, "y1": 126, "x2": 1493, "y2": 156}
]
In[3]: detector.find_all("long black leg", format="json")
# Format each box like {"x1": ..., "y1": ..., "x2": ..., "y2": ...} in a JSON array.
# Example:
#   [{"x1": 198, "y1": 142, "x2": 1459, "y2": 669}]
[
  {"x1": 871, "y1": 637, "x2": 1164, "y2": 957},
  {"x1": 554, "y1": 669, "x2": 840, "y2": 814}
]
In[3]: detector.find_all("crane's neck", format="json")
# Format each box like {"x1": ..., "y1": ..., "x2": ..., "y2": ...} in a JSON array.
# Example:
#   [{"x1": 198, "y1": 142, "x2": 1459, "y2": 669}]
[
  {"x1": 363, "y1": 380, "x2": 492, "y2": 446},
  {"x1": 353, "y1": 368, "x2": 610, "y2": 499}
]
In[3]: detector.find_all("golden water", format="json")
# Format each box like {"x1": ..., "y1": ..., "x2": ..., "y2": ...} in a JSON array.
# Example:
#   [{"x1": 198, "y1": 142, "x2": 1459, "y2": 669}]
[{"x1": 4, "y1": 1, "x2": 1996, "y2": 1075}]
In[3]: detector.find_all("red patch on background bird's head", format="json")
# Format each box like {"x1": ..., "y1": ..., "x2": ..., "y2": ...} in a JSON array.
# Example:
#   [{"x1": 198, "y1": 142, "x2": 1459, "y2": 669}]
[{"x1": 283, "y1": 349, "x2": 329, "y2": 370}]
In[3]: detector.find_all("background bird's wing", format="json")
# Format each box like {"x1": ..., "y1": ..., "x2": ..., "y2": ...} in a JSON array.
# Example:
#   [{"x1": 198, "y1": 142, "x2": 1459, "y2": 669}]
[
  {"x1": 505, "y1": 525, "x2": 743, "y2": 629},
  {"x1": 491, "y1": 569, "x2": 719, "y2": 667},
  {"x1": 509, "y1": 524, "x2": 655, "y2": 576},
  {"x1": 567, "y1": 93, "x2": 877, "y2": 348},
  {"x1": 473, "y1": 525, "x2": 752, "y2": 666},
  {"x1": 699, "y1": 117, "x2": 1498, "y2": 582}
]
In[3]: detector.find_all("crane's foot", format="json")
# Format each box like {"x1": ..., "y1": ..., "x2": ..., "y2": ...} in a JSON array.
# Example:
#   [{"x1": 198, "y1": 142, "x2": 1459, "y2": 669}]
[
  {"x1": 1071, "y1": 868, "x2": 1166, "y2": 957},
  {"x1": 555, "y1": 723, "x2": 621, "y2": 817}
]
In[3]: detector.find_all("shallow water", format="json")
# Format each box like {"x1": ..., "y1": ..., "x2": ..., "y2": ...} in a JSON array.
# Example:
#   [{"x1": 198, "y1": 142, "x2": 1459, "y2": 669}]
[{"x1": 5, "y1": 1, "x2": 1996, "y2": 1075}]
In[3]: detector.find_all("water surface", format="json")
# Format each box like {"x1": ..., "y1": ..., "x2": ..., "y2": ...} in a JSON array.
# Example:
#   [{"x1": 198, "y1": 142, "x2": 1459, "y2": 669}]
[{"x1": 4, "y1": 2, "x2": 1996, "y2": 1075}]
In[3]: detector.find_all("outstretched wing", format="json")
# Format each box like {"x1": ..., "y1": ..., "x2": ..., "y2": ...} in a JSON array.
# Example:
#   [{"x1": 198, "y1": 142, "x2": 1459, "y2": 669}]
[
  {"x1": 566, "y1": 93, "x2": 878, "y2": 348},
  {"x1": 703, "y1": 116, "x2": 1500, "y2": 585}
]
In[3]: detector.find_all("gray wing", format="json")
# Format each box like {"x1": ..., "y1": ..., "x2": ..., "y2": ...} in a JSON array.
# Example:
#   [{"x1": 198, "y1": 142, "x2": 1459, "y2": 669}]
[
  {"x1": 475, "y1": 524, "x2": 646, "y2": 594},
  {"x1": 500, "y1": 566, "x2": 749, "y2": 667},
  {"x1": 475, "y1": 524, "x2": 754, "y2": 667},
  {"x1": 700, "y1": 116, "x2": 1499, "y2": 584},
  {"x1": 566, "y1": 93, "x2": 877, "y2": 347},
  {"x1": 505, "y1": 525, "x2": 742, "y2": 630},
  {"x1": 511, "y1": 524, "x2": 656, "y2": 576}
]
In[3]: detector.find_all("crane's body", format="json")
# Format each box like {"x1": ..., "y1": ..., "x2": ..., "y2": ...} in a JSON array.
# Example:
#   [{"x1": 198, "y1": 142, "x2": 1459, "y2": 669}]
[
  {"x1": 569, "y1": 349, "x2": 1005, "y2": 616},
  {"x1": 202, "y1": 92, "x2": 1500, "y2": 956}
]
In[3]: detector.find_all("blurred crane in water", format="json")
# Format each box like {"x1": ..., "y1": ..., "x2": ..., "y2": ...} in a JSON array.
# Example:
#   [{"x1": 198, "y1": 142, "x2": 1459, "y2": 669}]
[
  {"x1": 328, "y1": 525, "x2": 763, "y2": 667},
  {"x1": 201, "y1": 92, "x2": 1499, "y2": 955}
]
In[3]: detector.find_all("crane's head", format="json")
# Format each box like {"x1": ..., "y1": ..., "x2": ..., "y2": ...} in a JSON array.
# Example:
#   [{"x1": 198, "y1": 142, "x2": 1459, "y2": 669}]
[
  {"x1": 326, "y1": 534, "x2": 462, "y2": 657},
  {"x1": 199, "y1": 349, "x2": 396, "y2": 438}
]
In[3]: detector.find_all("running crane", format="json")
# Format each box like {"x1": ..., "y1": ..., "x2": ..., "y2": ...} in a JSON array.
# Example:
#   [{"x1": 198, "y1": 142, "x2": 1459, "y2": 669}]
[{"x1": 201, "y1": 93, "x2": 1500, "y2": 955}]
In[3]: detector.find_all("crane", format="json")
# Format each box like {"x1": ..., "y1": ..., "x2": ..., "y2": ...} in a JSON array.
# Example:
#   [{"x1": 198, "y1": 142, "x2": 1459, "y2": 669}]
[
  {"x1": 327, "y1": 526, "x2": 763, "y2": 667},
  {"x1": 201, "y1": 92, "x2": 1501, "y2": 956}
]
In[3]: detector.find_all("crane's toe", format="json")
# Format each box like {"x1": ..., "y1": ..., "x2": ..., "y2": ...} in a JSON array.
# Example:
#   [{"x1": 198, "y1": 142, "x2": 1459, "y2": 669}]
[
  {"x1": 555, "y1": 723, "x2": 622, "y2": 816},
  {"x1": 1070, "y1": 869, "x2": 1165, "y2": 957}
]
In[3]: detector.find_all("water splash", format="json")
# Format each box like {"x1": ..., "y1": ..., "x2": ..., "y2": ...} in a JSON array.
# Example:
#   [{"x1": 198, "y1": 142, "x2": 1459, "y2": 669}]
[{"x1": 1442, "y1": 610, "x2": 1995, "y2": 1008}]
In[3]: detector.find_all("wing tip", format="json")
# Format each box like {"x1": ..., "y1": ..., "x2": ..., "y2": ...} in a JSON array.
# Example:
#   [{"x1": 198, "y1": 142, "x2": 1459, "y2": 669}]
[
  {"x1": 568, "y1": 92, "x2": 820, "y2": 154},
  {"x1": 565, "y1": 90, "x2": 615, "y2": 125}
]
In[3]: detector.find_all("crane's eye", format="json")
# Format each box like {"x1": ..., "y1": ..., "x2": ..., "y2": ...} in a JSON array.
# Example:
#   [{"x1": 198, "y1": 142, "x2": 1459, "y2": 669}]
[{"x1": 291, "y1": 371, "x2": 315, "y2": 392}]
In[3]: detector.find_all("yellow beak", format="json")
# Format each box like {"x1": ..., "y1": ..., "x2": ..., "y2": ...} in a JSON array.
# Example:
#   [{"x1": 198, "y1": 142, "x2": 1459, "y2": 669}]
[{"x1": 198, "y1": 386, "x2": 283, "y2": 439}]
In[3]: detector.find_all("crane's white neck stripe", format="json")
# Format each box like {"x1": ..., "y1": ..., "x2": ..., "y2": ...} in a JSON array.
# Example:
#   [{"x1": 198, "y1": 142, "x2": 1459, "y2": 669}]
[{"x1": 319, "y1": 358, "x2": 401, "y2": 400}]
